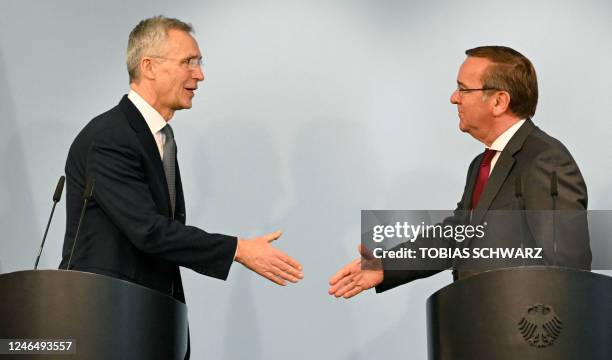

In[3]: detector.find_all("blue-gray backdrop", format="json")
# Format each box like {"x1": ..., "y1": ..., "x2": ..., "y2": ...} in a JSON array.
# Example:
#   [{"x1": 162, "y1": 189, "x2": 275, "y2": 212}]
[{"x1": 1, "y1": 1, "x2": 610, "y2": 358}]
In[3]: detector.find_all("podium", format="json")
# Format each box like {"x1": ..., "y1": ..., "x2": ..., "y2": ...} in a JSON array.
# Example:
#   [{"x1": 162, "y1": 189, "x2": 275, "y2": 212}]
[
  {"x1": 427, "y1": 267, "x2": 612, "y2": 360},
  {"x1": 0, "y1": 270, "x2": 188, "y2": 359}
]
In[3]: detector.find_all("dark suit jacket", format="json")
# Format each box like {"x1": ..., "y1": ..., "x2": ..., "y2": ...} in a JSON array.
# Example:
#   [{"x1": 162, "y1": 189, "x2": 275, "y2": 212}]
[
  {"x1": 376, "y1": 119, "x2": 591, "y2": 292},
  {"x1": 60, "y1": 95, "x2": 237, "y2": 303}
]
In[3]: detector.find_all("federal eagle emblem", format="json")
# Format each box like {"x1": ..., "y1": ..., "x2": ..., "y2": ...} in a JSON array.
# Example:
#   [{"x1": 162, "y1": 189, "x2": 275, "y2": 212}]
[{"x1": 518, "y1": 304, "x2": 563, "y2": 348}]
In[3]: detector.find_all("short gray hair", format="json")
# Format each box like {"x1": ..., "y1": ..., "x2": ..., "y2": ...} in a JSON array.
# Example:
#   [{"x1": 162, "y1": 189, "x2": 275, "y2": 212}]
[{"x1": 126, "y1": 16, "x2": 193, "y2": 83}]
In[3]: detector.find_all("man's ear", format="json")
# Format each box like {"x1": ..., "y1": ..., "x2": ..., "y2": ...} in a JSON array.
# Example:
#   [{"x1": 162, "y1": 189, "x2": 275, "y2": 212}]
[
  {"x1": 492, "y1": 91, "x2": 511, "y2": 116},
  {"x1": 139, "y1": 57, "x2": 156, "y2": 80}
]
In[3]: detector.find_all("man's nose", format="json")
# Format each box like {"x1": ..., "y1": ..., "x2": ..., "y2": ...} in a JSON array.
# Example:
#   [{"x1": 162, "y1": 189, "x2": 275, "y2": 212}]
[
  {"x1": 193, "y1": 66, "x2": 205, "y2": 81},
  {"x1": 450, "y1": 90, "x2": 460, "y2": 104}
]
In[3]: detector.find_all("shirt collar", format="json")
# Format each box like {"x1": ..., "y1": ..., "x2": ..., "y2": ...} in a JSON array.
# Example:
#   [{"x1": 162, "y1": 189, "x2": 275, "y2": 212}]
[
  {"x1": 489, "y1": 119, "x2": 526, "y2": 152},
  {"x1": 127, "y1": 89, "x2": 167, "y2": 134}
]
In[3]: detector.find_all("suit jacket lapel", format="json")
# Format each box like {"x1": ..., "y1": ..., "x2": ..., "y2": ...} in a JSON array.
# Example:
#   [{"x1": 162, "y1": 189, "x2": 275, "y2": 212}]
[
  {"x1": 471, "y1": 119, "x2": 536, "y2": 225},
  {"x1": 118, "y1": 96, "x2": 173, "y2": 216},
  {"x1": 462, "y1": 158, "x2": 480, "y2": 210}
]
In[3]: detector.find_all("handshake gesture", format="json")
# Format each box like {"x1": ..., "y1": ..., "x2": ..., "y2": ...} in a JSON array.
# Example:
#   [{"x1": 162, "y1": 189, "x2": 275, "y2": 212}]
[
  {"x1": 328, "y1": 245, "x2": 384, "y2": 298},
  {"x1": 235, "y1": 231, "x2": 304, "y2": 286},
  {"x1": 236, "y1": 234, "x2": 382, "y2": 299}
]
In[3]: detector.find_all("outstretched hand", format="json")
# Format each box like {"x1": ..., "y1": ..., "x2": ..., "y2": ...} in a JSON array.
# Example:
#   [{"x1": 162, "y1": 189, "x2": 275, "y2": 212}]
[
  {"x1": 235, "y1": 231, "x2": 303, "y2": 286},
  {"x1": 328, "y1": 245, "x2": 384, "y2": 299}
]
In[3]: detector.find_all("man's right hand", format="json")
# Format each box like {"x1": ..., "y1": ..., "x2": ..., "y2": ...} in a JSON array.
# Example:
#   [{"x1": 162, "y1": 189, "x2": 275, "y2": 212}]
[
  {"x1": 234, "y1": 231, "x2": 303, "y2": 286},
  {"x1": 328, "y1": 245, "x2": 384, "y2": 298}
]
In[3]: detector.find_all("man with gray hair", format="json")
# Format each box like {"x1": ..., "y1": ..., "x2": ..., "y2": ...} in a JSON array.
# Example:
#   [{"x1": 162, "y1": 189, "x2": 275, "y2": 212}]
[{"x1": 60, "y1": 16, "x2": 303, "y2": 357}]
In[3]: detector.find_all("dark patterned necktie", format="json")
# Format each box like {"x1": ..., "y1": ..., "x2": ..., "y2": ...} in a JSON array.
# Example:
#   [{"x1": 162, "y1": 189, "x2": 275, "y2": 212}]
[
  {"x1": 471, "y1": 148, "x2": 497, "y2": 209},
  {"x1": 162, "y1": 124, "x2": 176, "y2": 215}
]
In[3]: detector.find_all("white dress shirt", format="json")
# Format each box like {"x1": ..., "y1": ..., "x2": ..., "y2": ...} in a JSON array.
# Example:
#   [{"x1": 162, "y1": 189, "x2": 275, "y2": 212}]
[
  {"x1": 488, "y1": 119, "x2": 526, "y2": 174},
  {"x1": 127, "y1": 89, "x2": 169, "y2": 160}
]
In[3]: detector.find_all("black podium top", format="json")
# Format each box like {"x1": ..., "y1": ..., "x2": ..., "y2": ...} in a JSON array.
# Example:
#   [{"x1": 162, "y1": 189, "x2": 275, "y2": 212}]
[
  {"x1": 0, "y1": 270, "x2": 188, "y2": 360},
  {"x1": 427, "y1": 267, "x2": 612, "y2": 360}
]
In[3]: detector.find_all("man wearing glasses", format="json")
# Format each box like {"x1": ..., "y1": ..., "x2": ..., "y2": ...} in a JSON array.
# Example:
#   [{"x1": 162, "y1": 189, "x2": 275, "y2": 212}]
[
  {"x1": 329, "y1": 45, "x2": 591, "y2": 298},
  {"x1": 61, "y1": 15, "x2": 302, "y2": 323}
]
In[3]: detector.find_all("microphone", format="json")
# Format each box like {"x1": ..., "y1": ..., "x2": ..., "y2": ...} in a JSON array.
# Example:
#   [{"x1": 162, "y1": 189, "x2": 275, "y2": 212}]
[
  {"x1": 34, "y1": 176, "x2": 65, "y2": 269},
  {"x1": 550, "y1": 171, "x2": 558, "y2": 265},
  {"x1": 66, "y1": 177, "x2": 95, "y2": 270},
  {"x1": 514, "y1": 176, "x2": 526, "y2": 266},
  {"x1": 550, "y1": 171, "x2": 558, "y2": 197},
  {"x1": 514, "y1": 175, "x2": 523, "y2": 203}
]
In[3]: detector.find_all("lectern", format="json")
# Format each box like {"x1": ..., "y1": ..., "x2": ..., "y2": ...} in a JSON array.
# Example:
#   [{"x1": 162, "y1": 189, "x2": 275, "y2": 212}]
[
  {"x1": 427, "y1": 267, "x2": 612, "y2": 360},
  {"x1": 0, "y1": 270, "x2": 188, "y2": 359}
]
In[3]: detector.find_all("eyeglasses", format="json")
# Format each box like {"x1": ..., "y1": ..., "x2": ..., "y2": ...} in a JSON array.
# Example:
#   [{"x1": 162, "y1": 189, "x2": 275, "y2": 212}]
[
  {"x1": 150, "y1": 56, "x2": 203, "y2": 69},
  {"x1": 455, "y1": 86, "x2": 499, "y2": 97}
]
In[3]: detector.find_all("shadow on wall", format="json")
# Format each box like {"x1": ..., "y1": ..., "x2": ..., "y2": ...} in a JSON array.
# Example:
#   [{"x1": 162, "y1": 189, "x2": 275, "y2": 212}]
[
  {"x1": 222, "y1": 264, "x2": 264, "y2": 360},
  {"x1": 188, "y1": 118, "x2": 284, "y2": 360},
  {"x1": 181, "y1": 114, "x2": 451, "y2": 359},
  {"x1": 189, "y1": 118, "x2": 285, "y2": 232},
  {"x1": 0, "y1": 46, "x2": 38, "y2": 273},
  {"x1": 589, "y1": 211, "x2": 612, "y2": 270},
  {"x1": 280, "y1": 118, "x2": 456, "y2": 360},
  {"x1": 14, "y1": 107, "x2": 73, "y2": 270},
  {"x1": 186, "y1": 116, "x2": 389, "y2": 359},
  {"x1": 341, "y1": 286, "x2": 428, "y2": 360},
  {"x1": 266, "y1": 117, "x2": 384, "y2": 360}
]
